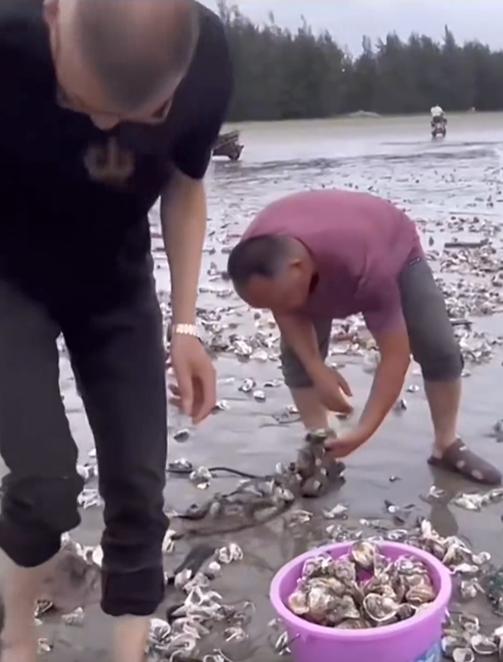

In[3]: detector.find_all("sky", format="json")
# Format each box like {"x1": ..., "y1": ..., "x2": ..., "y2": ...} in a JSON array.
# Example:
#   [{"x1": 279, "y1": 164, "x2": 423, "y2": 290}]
[{"x1": 202, "y1": 0, "x2": 503, "y2": 55}]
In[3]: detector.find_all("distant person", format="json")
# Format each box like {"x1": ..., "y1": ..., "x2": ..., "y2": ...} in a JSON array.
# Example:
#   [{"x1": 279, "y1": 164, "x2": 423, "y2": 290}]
[
  {"x1": 430, "y1": 105, "x2": 444, "y2": 119},
  {"x1": 0, "y1": 0, "x2": 231, "y2": 661},
  {"x1": 431, "y1": 105, "x2": 447, "y2": 130},
  {"x1": 227, "y1": 190, "x2": 501, "y2": 487}
]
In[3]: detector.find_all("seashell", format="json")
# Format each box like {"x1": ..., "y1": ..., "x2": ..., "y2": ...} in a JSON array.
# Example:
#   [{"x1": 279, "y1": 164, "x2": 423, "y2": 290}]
[
  {"x1": 327, "y1": 594, "x2": 360, "y2": 625},
  {"x1": 35, "y1": 600, "x2": 54, "y2": 618},
  {"x1": 311, "y1": 577, "x2": 347, "y2": 597},
  {"x1": 453, "y1": 563, "x2": 479, "y2": 576},
  {"x1": 405, "y1": 584, "x2": 436, "y2": 606},
  {"x1": 363, "y1": 593, "x2": 399, "y2": 624},
  {"x1": 337, "y1": 618, "x2": 368, "y2": 630},
  {"x1": 472, "y1": 551, "x2": 491, "y2": 565},
  {"x1": 307, "y1": 586, "x2": 338, "y2": 624},
  {"x1": 217, "y1": 543, "x2": 243, "y2": 565},
  {"x1": 238, "y1": 378, "x2": 256, "y2": 393},
  {"x1": 459, "y1": 579, "x2": 482, "y2": 601},
  {"x1": 452, "y1": 649, "x2": 475, "y2": 662},
  {"x1": 302, "y1": 555, "x2": 334, "y2": 579},
  {"x1": 149, "y1": 618, "x2": 172, "y2": 645},
  {"x1": 351, "y1": 541, "x2": 376, "y2": 570},
  {"x1": 441, "y1": 636, "x2": 469, "y2": 658},
  {"x1": 493, "y1": 625, "x2": 503, "y2": 641},
  {"x1": 373, "y1": 552, "x2": 390, "y2": 574},
  {"x1": 288, "y1": 590, "x2": 309, "y2": 616},
  {"x1": 323, "y1": 504, "x2": 348, "y2": 520},
  {"x1": 190, "y1": 466, "x2": 212, "y2": 490},
  {"x1": 37, "y1": 639, "x2": 52, "y2": 655},
  {"x1": 333, "y1": 559, "x2": 357, "y2": 585},
  {"x1": 458, "y1": 613, "x2": 480, "y2": 634},
  {"x1": 173, "y1": 428, "x2": 191, "y2": 442},
  {"x1": 470, "y1": 634, "x2": 498, "y2": 656},
  {"x1": 396, "y1": 603, "x2": 416, "y2": 620},
  {"x1": 62, "y1": 607, "x2": 85, "y2": 627}
]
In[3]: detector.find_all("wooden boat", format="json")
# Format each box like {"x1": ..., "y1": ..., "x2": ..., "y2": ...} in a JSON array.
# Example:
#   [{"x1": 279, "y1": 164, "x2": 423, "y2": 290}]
[{"x1": 213, "y1": 130, "x2": 244, "y2": 161}]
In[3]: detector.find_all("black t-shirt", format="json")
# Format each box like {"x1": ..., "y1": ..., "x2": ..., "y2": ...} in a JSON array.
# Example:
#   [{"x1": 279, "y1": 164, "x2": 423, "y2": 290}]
[{"x1": 0, "y1": 0, "x2": 232, "y2": 306}]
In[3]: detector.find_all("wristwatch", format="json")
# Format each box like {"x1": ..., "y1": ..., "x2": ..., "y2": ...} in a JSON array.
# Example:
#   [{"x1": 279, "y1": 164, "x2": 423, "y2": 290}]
[{"x1": 172, "y1": 323, "x2": 203, "y2": 341}]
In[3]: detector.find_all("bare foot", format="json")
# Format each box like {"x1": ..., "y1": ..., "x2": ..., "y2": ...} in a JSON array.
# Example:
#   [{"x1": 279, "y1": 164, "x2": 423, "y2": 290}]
[
  {"x1": 112, "y1": 616, "x2": 150, "y2": 662},
  {"x1": 1, "y1": 641, "x2": 38, "y2": 662}
]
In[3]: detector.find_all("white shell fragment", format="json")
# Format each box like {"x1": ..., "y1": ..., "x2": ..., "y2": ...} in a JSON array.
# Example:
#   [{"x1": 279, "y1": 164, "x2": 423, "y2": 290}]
[
  {"x1": 217, "y1": 543, "x2": 243, "y2": 565},
  {"x1": 62, "y1": 607, "x2": 85, "y2": 627},
  {"x1": 190, "y1": 466, "x2": 212, "y2": 490},
  {"x1": 323, "y1": 504, "x2": 348, "y2": 520}
]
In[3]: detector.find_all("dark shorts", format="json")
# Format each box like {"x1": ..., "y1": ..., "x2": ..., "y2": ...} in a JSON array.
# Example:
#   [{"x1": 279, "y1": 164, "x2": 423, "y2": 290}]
[
  {"x1": 281, "y1": 258, "x2": 463, "y2": 388},
  {"x1": 0, "y1": 276, "x2": 168, "y2": 617}
]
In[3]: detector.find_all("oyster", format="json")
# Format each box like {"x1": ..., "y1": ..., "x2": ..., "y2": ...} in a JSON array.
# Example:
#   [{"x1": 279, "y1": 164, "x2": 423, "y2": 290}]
[
  {"x1": 452, "y1": 649, "x2": 475, "y2": 662},
  {"x1": 323, "y1": 504, "x2": 348, "y2": 520},
  {"x1": 288, "y1": 590, "x2": 309, "y2": 616},
  {"x1": 396, "y1": 603, "x2": 416, "y2": 620},
  {"x1": 470, "y1": 634, "x2": 498, "y2": 656},
  {"x1": 333, "y1": 559, "x2": 357, "y2": 585},
  {"x1": 441, "y1": 636, "x2": 469, "y2": 658},
  {"x1": 363, "y1": 593, "x2": 399, "y2": 625},
  {"x1": 327, "y1": 595, "x2": 360, "y2": 626},
  {"x1": 406, "y1": 584, "x2": 436, "y2": 606},
  {"x1": 307, "y1": 586, "x2": 339, "y2": 624},
  {"x1": 351, "y1": 541, "x2": 376, "y2": 570},
  {"x1": 302, "y1": 555, "x2": 334, "y2": 580}
]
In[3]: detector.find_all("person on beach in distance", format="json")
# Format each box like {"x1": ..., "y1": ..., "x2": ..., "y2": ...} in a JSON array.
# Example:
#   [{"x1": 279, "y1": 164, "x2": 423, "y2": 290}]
[
  {"x1": 228, "y1": 190, "x2": 501, "y2": 486},
  {"x1": 0, "y1": 0, "x2": 231, "y2": 660}
]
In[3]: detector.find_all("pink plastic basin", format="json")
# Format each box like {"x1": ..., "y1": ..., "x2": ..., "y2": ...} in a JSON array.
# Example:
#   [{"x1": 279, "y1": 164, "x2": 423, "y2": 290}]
[{"x1": 270, "y1": 541, "x2": 452, "y2": 662}]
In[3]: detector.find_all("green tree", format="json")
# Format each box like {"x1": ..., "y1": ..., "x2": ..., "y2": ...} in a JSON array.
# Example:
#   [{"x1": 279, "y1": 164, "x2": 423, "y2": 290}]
[{"x1": 216, "y1": 1, "x2": 503, "y2": 121}]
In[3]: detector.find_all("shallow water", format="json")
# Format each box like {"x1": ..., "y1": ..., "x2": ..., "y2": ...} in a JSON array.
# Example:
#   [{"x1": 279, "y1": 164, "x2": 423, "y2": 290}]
[{"x1": 8, "y1": 112, "x2": 503, "y2": 659}]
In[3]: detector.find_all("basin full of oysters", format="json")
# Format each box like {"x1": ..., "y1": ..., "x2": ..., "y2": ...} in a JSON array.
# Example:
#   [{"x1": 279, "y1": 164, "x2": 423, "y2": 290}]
[{"x1": 288, "y1": 541, "x2": 439, "y2": 629}]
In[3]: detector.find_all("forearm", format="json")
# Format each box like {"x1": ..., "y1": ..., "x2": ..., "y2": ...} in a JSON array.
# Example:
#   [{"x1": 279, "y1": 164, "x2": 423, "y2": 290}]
[
  {"x1": 161, "y1": 172, "x2": 206, "y2": 325},
  {"x1": 275, "y1": 313, "x2": 324, "y2": 376},
  {"x1": 358, "y1": 354, "x2": 410, "y2": 438}
]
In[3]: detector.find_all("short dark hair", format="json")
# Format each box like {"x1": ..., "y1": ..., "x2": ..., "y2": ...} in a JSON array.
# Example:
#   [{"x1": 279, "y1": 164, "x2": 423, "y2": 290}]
[
  {"x1": 75, "y1": 0, "x2": 200, "y2": 111},
  {"x1": 227, "y1": 235, "x2": 291, "y2": 286}
]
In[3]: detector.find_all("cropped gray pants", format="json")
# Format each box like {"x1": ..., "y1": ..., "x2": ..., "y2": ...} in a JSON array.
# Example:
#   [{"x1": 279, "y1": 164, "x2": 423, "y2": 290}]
[{"x1": 281, "y1": 258, "x2": 463, "y2": 388}]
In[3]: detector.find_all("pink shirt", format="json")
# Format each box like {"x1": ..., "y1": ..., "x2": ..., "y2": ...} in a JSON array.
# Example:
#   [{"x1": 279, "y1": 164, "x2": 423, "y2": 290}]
[{"x1": 244, "y1": 190, "x2": 423, "y2": 335}]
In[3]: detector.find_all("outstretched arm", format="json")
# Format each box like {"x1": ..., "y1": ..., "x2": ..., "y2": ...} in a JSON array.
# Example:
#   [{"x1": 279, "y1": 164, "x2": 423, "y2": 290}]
[{"x1": 275, "y1": 312, "x2": 353, "y2": 414}]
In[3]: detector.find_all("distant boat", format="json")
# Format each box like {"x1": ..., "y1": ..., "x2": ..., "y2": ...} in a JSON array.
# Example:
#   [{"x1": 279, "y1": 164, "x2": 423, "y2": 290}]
[{"x1": 213, "y1": 130, "x2": 244, "y2": 161}]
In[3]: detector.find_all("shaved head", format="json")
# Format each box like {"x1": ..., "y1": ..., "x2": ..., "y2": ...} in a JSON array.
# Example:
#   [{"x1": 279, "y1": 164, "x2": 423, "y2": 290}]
[{"x1": 57, "y1": 0, "x2": 199, "y2": 113}]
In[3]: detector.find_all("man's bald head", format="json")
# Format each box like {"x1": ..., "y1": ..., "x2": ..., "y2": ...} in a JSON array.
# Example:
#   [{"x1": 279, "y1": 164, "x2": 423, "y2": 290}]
[
  {"x1": 75, "y1": 0, "x2": 199, "y2": 112},
  {"x1": 53, "y1": 0, "x2": 199, "y2": 116}
]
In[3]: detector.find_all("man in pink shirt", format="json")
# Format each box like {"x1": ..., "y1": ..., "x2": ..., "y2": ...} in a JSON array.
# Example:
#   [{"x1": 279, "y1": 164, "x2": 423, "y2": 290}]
[{"x1": 228, "y1": 190, "x2": 500, "y2": 485}]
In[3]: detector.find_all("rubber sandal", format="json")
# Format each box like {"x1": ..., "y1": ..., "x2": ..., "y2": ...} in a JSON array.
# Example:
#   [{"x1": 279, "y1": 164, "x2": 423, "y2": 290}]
[{"x1": 428, "y1": 439, "x2": 502, "y2": 486}]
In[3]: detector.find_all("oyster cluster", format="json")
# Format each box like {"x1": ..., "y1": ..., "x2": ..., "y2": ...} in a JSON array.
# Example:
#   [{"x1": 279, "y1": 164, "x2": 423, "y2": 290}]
[
  {"x1": 288, "y1": 541, "x2": 437, "y2": 629},
  {"x1": 442, "y1": 614, "x2": 503, "y2": 662}
]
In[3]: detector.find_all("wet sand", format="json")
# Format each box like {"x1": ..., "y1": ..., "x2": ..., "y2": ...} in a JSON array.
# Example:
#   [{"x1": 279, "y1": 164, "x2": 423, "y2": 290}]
[{"x1": 6, "y1": 112, "x2": 503, "y2": 659}]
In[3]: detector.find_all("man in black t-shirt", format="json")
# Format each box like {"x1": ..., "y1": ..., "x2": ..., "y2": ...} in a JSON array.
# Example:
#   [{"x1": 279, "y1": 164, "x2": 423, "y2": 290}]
[{"x1": 0, "y1": 1, "x2": 232, "y2": 660}]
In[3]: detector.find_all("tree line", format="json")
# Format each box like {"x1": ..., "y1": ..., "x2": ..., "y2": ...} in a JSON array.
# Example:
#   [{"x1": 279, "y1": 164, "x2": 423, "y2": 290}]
[{"x1": 217, "y1": 1, "x2": 503, "y2": 122}]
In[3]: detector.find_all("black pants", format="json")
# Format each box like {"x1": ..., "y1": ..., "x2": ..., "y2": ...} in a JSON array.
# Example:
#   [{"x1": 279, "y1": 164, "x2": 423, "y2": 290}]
[{"x1": 0, "y1": 277, "x2": 168, "y2": 616}]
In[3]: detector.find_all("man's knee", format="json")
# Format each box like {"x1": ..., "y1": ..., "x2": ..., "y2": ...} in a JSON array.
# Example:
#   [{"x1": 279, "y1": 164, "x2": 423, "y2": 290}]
[
  {"x1": 281, "y1": 347, "x2": 314, "y2": 389},
  {"x1": 2, "y1": 474, "x2": 83, "y2": 536},
  {"x1": 0, "y1": 474, "x2": 83, "y2": 567},
  {"x1": 419, "y1": 343, "x2": 463, "y2": 382}
]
